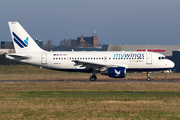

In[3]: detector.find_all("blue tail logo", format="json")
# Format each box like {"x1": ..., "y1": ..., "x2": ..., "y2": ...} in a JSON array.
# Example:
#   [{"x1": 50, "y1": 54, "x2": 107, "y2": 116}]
[
  {"x1": 24, "y1": 37, "x2": 28, "y2": 45},
  {"x1": 12, "y1": 32, "x2": 28, "y2": 48}
]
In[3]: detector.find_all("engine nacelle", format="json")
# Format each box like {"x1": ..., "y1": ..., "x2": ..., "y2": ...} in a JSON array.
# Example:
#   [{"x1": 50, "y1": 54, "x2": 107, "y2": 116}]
[{"x1": 108, "y1": 67, "x2": 126, "y2": 78}]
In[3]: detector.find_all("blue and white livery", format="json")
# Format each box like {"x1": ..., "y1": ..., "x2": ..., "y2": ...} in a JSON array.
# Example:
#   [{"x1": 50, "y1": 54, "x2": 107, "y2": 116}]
[{"x1": 6, "y1": 22, "x2": 175, "y2": 81}]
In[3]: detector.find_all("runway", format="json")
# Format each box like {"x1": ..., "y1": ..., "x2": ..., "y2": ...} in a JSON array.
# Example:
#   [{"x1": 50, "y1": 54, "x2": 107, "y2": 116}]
[{"x1": 0, "y1": 80, "x2": 180, "y2": 83}]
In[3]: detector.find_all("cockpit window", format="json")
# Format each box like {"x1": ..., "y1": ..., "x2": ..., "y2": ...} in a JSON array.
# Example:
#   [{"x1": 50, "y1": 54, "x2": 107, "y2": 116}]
[{"x1": 158, "y1": 57, "x2": 167, "y2": 60}]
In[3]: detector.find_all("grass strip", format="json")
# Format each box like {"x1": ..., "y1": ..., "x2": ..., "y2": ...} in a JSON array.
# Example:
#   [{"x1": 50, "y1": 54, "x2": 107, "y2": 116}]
[{"x1": 1, "y1": 82, "x2": 180, "y2": 119}]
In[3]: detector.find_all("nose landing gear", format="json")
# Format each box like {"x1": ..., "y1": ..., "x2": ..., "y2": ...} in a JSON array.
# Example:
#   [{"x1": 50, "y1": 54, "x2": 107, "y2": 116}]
[{"x1": 147, "y1": 71, "x2": 151, "y2": 81}]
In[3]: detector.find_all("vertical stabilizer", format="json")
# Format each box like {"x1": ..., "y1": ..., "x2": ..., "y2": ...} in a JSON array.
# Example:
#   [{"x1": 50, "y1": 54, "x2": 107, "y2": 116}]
[{"x1": 8, "y1": 22, "x2": 45, "y2": 53}]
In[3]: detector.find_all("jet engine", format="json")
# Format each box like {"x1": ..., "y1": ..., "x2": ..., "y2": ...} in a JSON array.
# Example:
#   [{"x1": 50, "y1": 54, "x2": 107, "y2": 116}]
[{"x1": 101, "y1": 67, "x2": 126, "y2": 78}]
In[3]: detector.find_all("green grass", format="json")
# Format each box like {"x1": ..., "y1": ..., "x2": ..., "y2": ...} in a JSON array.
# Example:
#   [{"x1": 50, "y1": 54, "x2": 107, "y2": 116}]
[{"x1": 1, "y1": 82, "x2": 180, "y2": 119}]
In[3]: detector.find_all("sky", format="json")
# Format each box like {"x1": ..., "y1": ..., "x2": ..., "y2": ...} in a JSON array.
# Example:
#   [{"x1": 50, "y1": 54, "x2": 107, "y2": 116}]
[{"x1": 0, "y1": 0, "x2": 180, "y2": 45}]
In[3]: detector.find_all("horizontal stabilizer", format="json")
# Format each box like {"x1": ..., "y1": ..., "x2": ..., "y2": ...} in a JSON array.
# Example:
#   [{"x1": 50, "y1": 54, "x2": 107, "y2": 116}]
[{"x1": 6, "y1": 54, "x2": 30, "y2": 60}]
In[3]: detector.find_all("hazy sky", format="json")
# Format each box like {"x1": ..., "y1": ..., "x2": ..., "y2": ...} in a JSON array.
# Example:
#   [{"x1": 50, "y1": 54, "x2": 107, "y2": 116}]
[{"x1": 0, "y1": 0, "x2": 180, "y2": 45}]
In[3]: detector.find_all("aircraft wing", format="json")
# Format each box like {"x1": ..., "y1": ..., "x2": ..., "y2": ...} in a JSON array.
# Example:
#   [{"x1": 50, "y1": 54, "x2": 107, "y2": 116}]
[
  {"x1": 72, "y1": 60, "x2": 107, "y2": 69},
  {"x1": 72, "y1": 60, "x2": 128, "y2": 70},
  {"x1": 72, "y1": 60, "x2": 127, "y2": 70}
]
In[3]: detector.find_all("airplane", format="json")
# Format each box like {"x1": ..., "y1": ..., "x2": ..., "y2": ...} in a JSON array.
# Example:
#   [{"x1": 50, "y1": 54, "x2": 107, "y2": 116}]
[{"x1": 6, "y1": 21, "x2": 175, "y2": 81}]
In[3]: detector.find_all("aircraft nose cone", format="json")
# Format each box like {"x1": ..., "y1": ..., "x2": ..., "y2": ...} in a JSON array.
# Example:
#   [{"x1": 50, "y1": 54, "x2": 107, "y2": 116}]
[
  {"x1": 170, "y1": 61, "x2": 175, "y2": 68},
  {"x1": 172, "y1": 61, "x2": 175, "y2": 68}
]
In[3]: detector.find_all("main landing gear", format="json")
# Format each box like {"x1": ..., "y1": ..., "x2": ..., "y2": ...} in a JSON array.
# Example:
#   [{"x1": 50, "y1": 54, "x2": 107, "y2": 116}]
[
  {"x1": 90, "y1": 70, "x2": 98, "y2": 81},
  {"x1": 147, "y1": 71, "x2": 151, "y2": 81},
  {"x1": 90, "y1": 75, "x2": 97, "y2": 81}
]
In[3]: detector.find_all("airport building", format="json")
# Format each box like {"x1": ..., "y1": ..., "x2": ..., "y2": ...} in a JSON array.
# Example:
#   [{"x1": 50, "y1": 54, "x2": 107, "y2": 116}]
[
  {"x1": 71, "y1": 32, "x2": 98, "y2": 47},
  {"x1": 35, "y1": 38, "x2": 43, "y2": 48},
  {"x1": 172, "y1": 51, "x2": 180, "y2": 72},
  {"x1": 1, "y1": 41, "x2": 13, "y2": 49}
]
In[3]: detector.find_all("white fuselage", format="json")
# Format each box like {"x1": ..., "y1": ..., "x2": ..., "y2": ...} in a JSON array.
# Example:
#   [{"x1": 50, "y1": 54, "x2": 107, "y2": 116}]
[{"x1": 8, "y1": 51, "x2": 174, "y2": 72}]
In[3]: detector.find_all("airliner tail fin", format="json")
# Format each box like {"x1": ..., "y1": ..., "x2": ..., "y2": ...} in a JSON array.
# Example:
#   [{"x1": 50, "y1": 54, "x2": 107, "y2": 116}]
[{"x1": 8, "y1": 21, "x2": 44, "y2": 53}]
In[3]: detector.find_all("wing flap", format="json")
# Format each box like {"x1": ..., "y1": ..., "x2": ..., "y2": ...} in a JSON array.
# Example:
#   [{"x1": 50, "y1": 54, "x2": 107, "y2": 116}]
[{"x1": 72, "y1": 60, "x2": 107, "y2": 68}]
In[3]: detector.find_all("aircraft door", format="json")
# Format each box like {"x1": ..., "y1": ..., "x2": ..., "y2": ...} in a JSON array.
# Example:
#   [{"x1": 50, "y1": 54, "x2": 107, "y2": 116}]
[
  {"x1": 41, "y1": 53, "x2": 47, "y2": 64},
  {"x1": 146, "y1": 53, "x2": 152, "y2": 64}
]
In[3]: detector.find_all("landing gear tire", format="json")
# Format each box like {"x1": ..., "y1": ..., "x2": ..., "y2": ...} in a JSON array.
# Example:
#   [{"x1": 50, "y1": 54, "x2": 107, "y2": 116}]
[
  {"x1": 90, "y1": 75, "x2": 97, "y2": 81},
  {"x1": 147, "y1": 77, "x2": 151, "y2": 81},
  {"x1": 147, "y1": 71, "x2": 151, "y2": 81}
]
